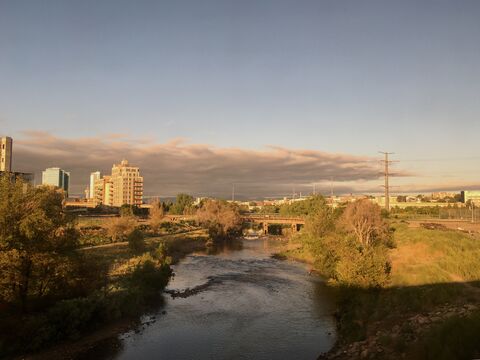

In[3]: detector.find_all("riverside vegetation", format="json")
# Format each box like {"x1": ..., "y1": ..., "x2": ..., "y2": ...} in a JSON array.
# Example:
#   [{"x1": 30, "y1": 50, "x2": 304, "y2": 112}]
[
  {"x1": 0, "y1": 178, "x2": 238, "y2": 358},
  {"x1": 278, "y1": 196, "x2": 480, "y2": 359},
  {"x1": 2, "y1": 176, "x2": 479, "y2": 360}
]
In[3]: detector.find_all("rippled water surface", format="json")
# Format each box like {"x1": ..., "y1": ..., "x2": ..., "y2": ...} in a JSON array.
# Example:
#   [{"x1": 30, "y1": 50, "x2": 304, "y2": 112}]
[{"x1": 113, "y1": 238, "x2": 336, "y2": 360}]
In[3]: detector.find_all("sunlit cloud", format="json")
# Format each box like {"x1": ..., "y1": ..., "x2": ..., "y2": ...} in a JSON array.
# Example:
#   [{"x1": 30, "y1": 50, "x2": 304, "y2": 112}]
[{"x1": 11, "y1": 131, "x2": 400, "y2": 198}]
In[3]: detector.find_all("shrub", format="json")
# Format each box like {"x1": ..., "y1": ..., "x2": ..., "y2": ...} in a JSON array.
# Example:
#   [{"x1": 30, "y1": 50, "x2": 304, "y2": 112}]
[
  {"x1": 104, "y1": 216, "x2": 136, "y2": 242},
  {"x1": 127, "y1": 229, "x2": 145, "y2": 253}
]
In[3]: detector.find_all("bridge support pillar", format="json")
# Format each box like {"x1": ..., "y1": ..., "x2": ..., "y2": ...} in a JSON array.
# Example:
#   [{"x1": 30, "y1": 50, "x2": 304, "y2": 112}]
[
  {"x1": 263, "y1": 223, "x2": 269, "y2": 235},
  {"x1": 291, "y1": 223, "x2": 298, "y2": 232}
]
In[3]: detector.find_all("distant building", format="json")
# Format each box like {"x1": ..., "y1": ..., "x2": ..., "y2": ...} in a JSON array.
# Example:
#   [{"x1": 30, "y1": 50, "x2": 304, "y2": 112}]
[
  {"x1": 89, "y1": 171, "x2": 101, "y2": 199},
  {"x1": 463, "y1": 191, "x2": 480, "y2": 206},
  {"x1": 42, "y1": 167, "x2": 70, "y2": 195},
  {"x1": 0, "y1": 136, "x2": 34, "y2": 185},
  {"x1": 431, "y1": 192, "x2": 457, "y2": 200},
  {"x1": 92, "y1": 160, "x2": 143, "y2": 207},
  {"x1": 0, "y1": 136, "x2": 13, "y2": 172},
  {"x1": 111, "y1": 160, "x2": 143, "y2": 207},
  {"x1": 94, "y1": 175, "x2": 113, "y2": 206}
]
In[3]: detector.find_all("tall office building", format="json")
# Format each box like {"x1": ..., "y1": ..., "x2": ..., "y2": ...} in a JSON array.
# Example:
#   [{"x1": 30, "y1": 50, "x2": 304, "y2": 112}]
[
  {"x1": 0, "y1": 136, "x2": 13, "y2": 172},
  {"x1": 89, "y1": 171, "x2": 101, "y2": 198},
  {"x1": 111, "y1": 160, "x2": 143, "y2": 207},
  {"x1": 42, "y1": 167, "x2": 70, "y2": 195}
]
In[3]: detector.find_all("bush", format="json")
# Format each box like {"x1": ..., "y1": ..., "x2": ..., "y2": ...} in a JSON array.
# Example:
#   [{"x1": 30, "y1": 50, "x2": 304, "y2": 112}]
[
  {"x1": 334, "y1": 240, "x2": 391, "y2": 288},
  {"x1": 127, "y1": 229, "x2": 145, "y2": 253},
  {"x1": 104, "y1": 216, "x2": 136, "y2": 242}
]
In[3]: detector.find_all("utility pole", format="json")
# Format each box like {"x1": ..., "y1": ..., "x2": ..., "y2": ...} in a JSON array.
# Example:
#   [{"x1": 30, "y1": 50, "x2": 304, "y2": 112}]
[
  {"x1": 471, "y1": 202, "x2": 475, "y2": 223},
  {"x1": 232, "y1": 183, "x2": 235, "y2": 202},
  {"x1": 379, "y1": 152, "x2": 395, "y2": 212},
  {"x1": 313, "y1": 183, "x2": 316, "y2": 195}
]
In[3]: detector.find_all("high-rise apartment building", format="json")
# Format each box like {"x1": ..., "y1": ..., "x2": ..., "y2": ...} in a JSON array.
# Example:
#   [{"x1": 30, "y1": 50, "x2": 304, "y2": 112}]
[
  {"x1": 93, "y1": 175, "x2": 113, "y2": 206},
  {"x1": 111, "y1": 160, "x2": 143, "y2": 207},
  {"x1": 42, "y1": 167, "x2": 70, "y2": 195},
  {"x1": 89, "y1": 171, "x2": 101, "y2": 199},
  {"x1": 89, "y1": 160, "x2": 143, "y2": 207},
  {"x1": 0, "y1": 136, "x2": 13, "y2": 172}
]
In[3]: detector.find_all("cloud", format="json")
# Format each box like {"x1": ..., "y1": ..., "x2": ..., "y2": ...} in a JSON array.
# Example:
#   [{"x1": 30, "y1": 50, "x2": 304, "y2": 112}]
[{"x1": 12, "y1": 131, "x2": 400, "y2": 198}]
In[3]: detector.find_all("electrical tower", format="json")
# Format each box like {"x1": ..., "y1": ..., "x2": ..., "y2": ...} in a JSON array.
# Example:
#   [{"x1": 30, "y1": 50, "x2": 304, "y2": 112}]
[{"x1": 379, "y1": 152, "x2": 395, "y2": 211}]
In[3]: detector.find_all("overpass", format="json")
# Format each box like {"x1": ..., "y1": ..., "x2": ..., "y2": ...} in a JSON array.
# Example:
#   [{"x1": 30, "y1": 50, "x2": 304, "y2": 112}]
[{"x1": 165, "y1": 214, "x2": 306, "y2": 234}]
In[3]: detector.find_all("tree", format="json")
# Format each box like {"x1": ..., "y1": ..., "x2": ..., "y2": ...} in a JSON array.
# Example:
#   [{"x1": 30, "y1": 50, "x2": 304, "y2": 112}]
[
  {"x1": 196, "y1": 200, "x2": 242, "y2": 240},
  {"x1": 149, "y1": 199, "x2": 164, "y2": 234},
  {"x1": 169, "y1": 193, "x2": 194, "y2": 215},
  {"x1": 340, "y1": 199, "x2": 389, "y2": 247},
  {"x1": 279, "y1": 195, "x2": 328, "y2": 216},
  {"x1": 0, "y1": 176, "x2": 79, "y2": 311},
  {"x1": 304, "y1": 205, "x2": 336, "y2": 238}
]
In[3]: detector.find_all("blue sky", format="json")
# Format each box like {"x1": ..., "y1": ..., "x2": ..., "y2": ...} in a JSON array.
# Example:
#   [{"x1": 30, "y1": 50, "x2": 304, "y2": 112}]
[{"x1": 1, "y1": 0, "x2": 480, "y2": 196}]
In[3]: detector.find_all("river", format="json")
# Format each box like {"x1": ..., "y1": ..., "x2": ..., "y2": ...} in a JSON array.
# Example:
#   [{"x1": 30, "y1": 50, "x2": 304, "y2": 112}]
[{"x1": 105, "y1": 238, "x2": 336, "y2": 359}]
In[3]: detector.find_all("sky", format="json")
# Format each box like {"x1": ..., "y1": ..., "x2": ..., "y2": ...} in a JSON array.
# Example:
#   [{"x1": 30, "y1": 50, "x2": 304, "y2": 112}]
[{"x1": 1, "y1": 0, "x2": 480, "y2": 198}]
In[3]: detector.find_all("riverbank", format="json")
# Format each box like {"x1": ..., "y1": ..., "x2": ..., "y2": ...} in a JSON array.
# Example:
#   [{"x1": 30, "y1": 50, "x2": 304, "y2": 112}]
[
  {"x1": 280, "y1": 222, "x2": 480, "y2": 359},
  {"x1": 13, "y1": 229, "x2": 211, "y2": 360}
]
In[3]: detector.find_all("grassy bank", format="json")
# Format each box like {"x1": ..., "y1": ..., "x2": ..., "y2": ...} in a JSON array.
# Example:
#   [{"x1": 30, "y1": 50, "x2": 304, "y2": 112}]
[{"x1": 284, "y1": 222, "x2": 480, "y2": 359}]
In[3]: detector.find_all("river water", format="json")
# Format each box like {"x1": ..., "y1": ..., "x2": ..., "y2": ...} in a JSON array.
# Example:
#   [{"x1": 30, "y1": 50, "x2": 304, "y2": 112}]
[{"x1": 111, "y1": 238, "x2": 336, "y2": 360}]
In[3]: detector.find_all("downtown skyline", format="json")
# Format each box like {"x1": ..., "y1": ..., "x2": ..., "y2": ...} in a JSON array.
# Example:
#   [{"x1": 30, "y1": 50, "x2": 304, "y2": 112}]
[{"x1": 1, "y1": 0, "x2": 480, "y2": 197}]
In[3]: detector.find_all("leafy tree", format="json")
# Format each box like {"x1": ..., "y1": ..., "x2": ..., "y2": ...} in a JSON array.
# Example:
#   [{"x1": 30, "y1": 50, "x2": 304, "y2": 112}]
[
  {"x1": 279, "y1": 195, "x2": 328, "y2": 216},
  {"x1": 301, "y1": 198, "x2": 391, "y2": 288},
  {"x1": 259, "y1": 205, "x2": 280, "y2": 214},
  {"x1": 0, "y1": 176, "x2": 79, "y2": 311},
  {"x1": 149, "y1": 199, "x2": 164, "y2": 234},
  {"x1": 304, "y1": 204, "x2": 336, "y2": 238},
  {"x1": 169, "y1": 193, "x2": 195, "y2": 215},
  {"x1": 196, "y1": 200, "x2": 242, "y2": 240},
  {"x1": 339, "y1": 199, "x2": 389, "y2": 247}
]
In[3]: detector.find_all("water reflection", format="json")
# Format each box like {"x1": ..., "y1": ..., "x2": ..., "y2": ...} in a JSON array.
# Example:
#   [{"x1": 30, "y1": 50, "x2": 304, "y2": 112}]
[{"x1": 90, "y1": 238, "x2": 337, "y2": 360}]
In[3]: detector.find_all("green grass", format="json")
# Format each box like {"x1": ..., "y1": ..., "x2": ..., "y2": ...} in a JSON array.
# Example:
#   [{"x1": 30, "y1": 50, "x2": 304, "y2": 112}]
[{"x1": 391, "y1": 223, "x2": 480, "y2": 285}]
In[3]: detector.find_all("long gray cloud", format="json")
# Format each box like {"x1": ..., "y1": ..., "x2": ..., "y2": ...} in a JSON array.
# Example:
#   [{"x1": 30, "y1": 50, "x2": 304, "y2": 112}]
[{"x1": 12, "y1": 131, "x2": 389, "y2": 198}]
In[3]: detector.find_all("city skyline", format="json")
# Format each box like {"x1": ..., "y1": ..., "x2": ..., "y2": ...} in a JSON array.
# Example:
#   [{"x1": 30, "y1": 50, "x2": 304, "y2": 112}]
[{"x1": 1, "y1": 0, "x2": 480, "y2": 197}]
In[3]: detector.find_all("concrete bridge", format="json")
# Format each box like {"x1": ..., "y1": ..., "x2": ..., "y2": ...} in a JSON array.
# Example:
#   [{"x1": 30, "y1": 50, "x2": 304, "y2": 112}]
[
  {"x1": 165, "y1": 214, "x2": 305, "y2": 234},
  {"x1": 241, "y1": 214, "x2": 305, "y2": 234}
]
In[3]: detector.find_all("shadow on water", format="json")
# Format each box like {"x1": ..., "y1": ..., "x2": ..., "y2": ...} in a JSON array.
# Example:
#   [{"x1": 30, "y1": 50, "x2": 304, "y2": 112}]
[
  {"x1": 74, "y1": 336, "x2": 124, "y2": 360},
  {"x1": 204, "y1": 237, "x2": 244, "y2": 255}
]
